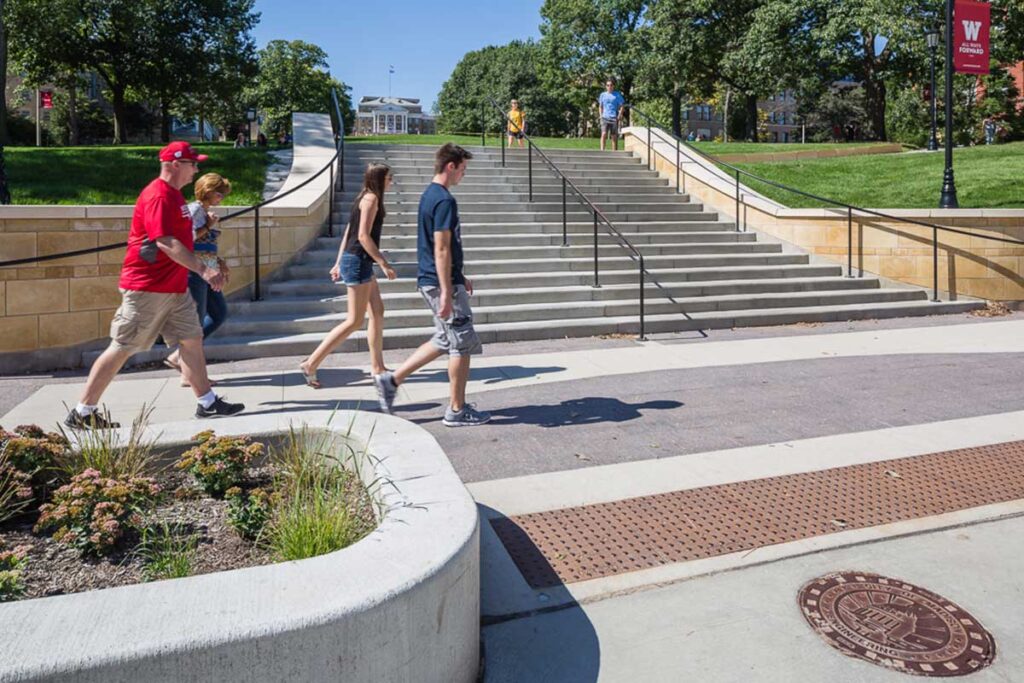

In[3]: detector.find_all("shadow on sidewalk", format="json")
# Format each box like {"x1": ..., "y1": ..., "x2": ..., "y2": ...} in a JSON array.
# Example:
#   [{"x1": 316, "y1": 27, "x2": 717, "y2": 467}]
[
  {"x1": 481, "y1": 504, "x2": 601, "y2": 682},
  {"x1": 403, "y1": 365, "x2": 567, "y2": 386},
  {"x1": 484, "y1": 396, "x2": 683, "y2": 428}
]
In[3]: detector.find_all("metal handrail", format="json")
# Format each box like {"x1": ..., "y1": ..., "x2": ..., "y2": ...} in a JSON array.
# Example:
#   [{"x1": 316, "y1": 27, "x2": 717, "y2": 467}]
[
  {"x1": 484, "y1": 97, "x2": 657, "y2": 338},
  {"x1": 628, "y1": 105, "x2": 1024, "y2": 302},
  {"x1": 0, "y1": 90, "x2": 348, "y2": 301}
]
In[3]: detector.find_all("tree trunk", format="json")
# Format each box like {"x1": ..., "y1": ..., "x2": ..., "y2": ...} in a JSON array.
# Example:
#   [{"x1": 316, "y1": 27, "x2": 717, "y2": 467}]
[
  {"x1": 671, "y1": 83, "x2": 682, "y2": 137},
  {"x1": 0, "y1": 0, "x2": 8, "y2": 146},
  {"x1": 68, "y1": 80, "x2": 80, "y2": 146},
  {"x1": 198, "y1": 108, "x2": 205, "y2": 142},
  {"x1": 863, "y1": 77, "x2": 887, "y2": 140},
  {"x1": 111, "y1": 85, "x2": 128, "y2": 144},
  {"x1": 745, "y1": 93, "x2": 759, "y2": 142},
  {"x1": 160, "y1": 98, "x2": 171, "y2": 143},
  {"x1": 723, "y1": 87, "x2": 732, "y2": 143}
]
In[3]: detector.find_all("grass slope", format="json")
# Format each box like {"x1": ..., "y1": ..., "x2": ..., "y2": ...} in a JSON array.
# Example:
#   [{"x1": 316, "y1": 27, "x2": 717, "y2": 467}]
[
  {"x1": 729, "y1": 143, "x2": 1024, "y2": 209},
  {"x1": 5, "y1": 143, "x2": 274, "y2": 205}
]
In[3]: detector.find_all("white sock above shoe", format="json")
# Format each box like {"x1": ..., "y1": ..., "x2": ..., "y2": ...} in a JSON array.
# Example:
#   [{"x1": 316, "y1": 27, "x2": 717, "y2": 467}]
[
  {"x1": 75, "y1": 403, "x2": 97, "y2": 417},
  {"x1": 198, "y1": 390, "x2": 217, "y2": 409}
]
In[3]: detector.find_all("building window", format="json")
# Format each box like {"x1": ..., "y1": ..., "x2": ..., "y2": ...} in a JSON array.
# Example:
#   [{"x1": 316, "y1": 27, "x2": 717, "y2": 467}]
[
  {"x1": 768, "y1": 112, "x2": 776, "y2": 123},
  {"x1": 683, "y1": 109, "x2": 689, "y2": 120}
]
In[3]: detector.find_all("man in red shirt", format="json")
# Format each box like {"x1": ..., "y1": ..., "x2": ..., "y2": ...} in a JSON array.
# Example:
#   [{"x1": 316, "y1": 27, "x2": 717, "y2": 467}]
[{"x1": 66, "y1": 142, "x2": 244, "y2": 429}]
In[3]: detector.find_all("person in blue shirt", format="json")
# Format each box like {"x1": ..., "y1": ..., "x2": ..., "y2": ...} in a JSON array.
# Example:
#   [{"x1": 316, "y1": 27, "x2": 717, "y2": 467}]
[
  {"x1": 373, "y1": 143, "x2": 491, "y2": 427},
  {"x1": 597, "y1": 78, "x2": 626, "y2": 151}
]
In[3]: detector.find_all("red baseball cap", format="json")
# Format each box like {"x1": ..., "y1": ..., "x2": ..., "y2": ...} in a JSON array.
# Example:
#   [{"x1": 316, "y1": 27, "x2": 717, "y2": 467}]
[{"x1": 158, "y1": 141, "x2": 209, "y2": 163}]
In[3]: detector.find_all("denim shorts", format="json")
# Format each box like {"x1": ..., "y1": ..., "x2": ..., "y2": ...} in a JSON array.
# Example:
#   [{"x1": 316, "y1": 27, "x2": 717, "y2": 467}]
[{"x1": 340, "y1": 252, "x2": 374, "y2": 286}]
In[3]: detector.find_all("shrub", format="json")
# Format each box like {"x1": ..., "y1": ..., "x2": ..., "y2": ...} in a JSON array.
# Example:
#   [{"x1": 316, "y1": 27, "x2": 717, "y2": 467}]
[
  {"x1": 35, "y1": 469, "x2": 160, "y2": 555},
  {"x1": 57, "y1": 407, "x2": 158, "y2": 480},
  {"x1": 0, "y1": 541, "x2": 30, "y2": 602},
  {"x1": 0, "y1": 425, "x2": 68, "y2": 497},
  {"x1": 137, "y1": 523, "x2": 198, "y2": 582},
  {"x1": 225, "y1": 487, "x2": 275, "y2": 541},
  {"x1": 177, "y1": 431, "x2": 264, "y2": 497}
]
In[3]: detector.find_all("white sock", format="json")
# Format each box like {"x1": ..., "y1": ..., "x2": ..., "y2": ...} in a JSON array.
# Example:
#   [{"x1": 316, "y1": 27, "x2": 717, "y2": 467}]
[
  {"x1": 198, "y1": 391, "x2": 217, "y2": 409},
  {"x1": 76, "y1": 403, "x2": 98, "y2": 417}
]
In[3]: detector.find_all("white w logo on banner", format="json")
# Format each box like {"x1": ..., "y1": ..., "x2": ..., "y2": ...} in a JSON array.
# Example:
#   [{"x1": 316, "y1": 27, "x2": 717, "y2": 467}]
[{"x1": 963, "y1": 20, "x2": 982, "y2": 41}]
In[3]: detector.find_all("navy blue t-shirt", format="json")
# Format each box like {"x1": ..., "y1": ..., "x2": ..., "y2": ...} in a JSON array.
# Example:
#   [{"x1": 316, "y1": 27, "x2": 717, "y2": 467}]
[{"x1": 417, "y1": 182, "x2": 465, "y2": 288}]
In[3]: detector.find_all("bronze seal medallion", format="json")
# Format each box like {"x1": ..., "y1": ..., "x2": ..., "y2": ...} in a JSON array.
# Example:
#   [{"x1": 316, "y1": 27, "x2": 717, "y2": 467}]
[{"x1": 798, "y1": 572, "x2": 995, "y2": 677}]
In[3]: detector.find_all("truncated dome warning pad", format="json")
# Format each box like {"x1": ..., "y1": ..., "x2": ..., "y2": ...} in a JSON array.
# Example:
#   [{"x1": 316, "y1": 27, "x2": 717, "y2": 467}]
[{"x1": 798, "y1": 572, "x2": 995, "y2": 677}]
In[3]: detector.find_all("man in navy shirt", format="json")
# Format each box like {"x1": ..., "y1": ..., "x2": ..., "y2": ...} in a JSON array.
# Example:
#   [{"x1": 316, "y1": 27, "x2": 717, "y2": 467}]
[
  {"x1": 373, "y1": 143, "x2": 490, "y2": 427},
  {"x1": 597, "y1": 77, "x2": 626, "y2": 151}
]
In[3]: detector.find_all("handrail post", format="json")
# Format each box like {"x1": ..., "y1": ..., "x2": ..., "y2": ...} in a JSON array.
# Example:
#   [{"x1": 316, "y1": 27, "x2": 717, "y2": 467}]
[
  {"x1": 734, "y1": 170, "x2": 741, "y2": 232},
  {"x1": 328, "y1": 165, "x2": 335, "y2": 237},
  {"x1": 528, "y1": 141, "x2": 533, "y2": 202},
  {"x1": 675, "y1": 137, "x2": 680, "y2": 193},
  {"x1": 647, "y1": 126, "x2": 652, "y2": 171},
  {"x1": 562, "y1": 177, "x2": 568, "y2": 246},
  {"x1": 480, "y1": 101, "x2": 485, "y2": 147},
  {"x1": 501, "y1": 128, "x2": 505, "y2": 167},
  {"x1": 252, "y1": 207, "x2": 261, "y2": 301},
  {"x1": 932, "y1": 226, "x2": 940, "y2": 302},
  {"x1": 592, "y1": 210, "x2": 601, "y2": 288},
  {"x1": 847, "y1": 207, "x2": 854, "y2": 278},
  {"x1": 340, "y1": 137, "x2": 345, "y2": 192},
  {"x1": 638, "y1": 254, "x2": 646, "y2": 341}
]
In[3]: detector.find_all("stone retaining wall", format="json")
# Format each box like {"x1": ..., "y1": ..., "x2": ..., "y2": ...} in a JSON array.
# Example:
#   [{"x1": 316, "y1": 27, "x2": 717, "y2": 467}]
[
  {"x1": 0, "y1": 113, "x2": 335, "y2": 369},
  {"x1": 625, "y1": 127, "x2": 1024, "y2": 301}
]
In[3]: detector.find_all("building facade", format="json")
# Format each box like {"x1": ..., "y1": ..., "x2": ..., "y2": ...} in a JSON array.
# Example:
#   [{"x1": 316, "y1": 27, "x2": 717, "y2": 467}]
[
  {"x1": 679, "y1": 89, "x2": 802, "y2": 143},
  {"x1": 355, "y1": 97, "x2": 436, "y2": 135}
]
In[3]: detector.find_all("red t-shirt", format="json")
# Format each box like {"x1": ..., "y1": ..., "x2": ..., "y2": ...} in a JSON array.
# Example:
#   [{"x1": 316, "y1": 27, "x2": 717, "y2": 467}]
[{"x1": 119, "y1": 178, "x2": 194, "y2": 293}]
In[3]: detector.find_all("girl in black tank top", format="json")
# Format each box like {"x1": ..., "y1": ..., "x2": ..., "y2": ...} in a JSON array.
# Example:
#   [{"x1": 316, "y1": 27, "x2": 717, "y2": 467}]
[{"x1": 299, "y1": 163, "x2": 397, "y2": 388}]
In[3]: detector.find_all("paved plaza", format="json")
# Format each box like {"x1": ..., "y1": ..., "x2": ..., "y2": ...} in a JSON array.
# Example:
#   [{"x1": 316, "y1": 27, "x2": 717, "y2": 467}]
[{"x1": 3, "y1": 310, "x2": 1024, "y2": 680}]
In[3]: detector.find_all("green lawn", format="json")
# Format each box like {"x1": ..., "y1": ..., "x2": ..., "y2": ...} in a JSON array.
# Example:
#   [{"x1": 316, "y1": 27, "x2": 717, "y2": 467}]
[
  {"x1": 725, "y1": 143, "x2": 1024, "y2": 209},
  {"x1": 697, "y1": 141, "x2": 897, "y2": 156},
  {"x1": 5, "y1": 143, "x2": 274, "y2": 205}
]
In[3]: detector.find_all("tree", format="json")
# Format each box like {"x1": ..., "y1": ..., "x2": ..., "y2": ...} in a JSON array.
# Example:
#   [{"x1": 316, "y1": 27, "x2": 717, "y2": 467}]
[
  {"x1": 539, "y1": 0, "x2": 652, "y2": 126},
  {"x1": 0, "y1": 0, "x2": 9, "y2": 145},
  {"x1": 247, "y1": 40, "x2": 354, "y2": 138},
  {"x1": 436, "y1": 40, "x2": 575, "y2": 136}
]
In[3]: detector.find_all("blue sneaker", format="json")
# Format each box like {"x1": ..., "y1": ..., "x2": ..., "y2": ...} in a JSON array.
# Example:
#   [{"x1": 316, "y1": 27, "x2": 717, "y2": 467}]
[
  {"x1": 373, "y1": 372, "x2": 398, "y2": 414},
  {"x1": 442, "y1": 404, "x2": 491, "y2": 427}
]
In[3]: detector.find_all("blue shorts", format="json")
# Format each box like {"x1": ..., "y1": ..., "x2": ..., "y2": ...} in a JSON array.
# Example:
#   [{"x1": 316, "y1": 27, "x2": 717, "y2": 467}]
[{"x1": 340, "y1": 252, "x2": 374, "y2": 286}]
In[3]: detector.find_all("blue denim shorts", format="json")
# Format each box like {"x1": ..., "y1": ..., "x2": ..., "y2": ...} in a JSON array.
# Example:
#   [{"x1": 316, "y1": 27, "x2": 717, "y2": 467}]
[{"x1": 340, "y1": 252, "x2": 374, "y2": 286}]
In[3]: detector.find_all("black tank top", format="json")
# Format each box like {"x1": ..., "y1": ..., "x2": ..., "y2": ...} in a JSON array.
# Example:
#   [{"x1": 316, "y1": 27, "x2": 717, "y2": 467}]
[{"x1": 343, "y1": 195, "x2": 385, "y2": 259}]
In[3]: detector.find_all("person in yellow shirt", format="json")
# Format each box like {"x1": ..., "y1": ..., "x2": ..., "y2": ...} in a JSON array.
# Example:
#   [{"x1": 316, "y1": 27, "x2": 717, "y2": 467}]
[{"x1": 507, "y1": 99, "x2": 526, "y2": 148}]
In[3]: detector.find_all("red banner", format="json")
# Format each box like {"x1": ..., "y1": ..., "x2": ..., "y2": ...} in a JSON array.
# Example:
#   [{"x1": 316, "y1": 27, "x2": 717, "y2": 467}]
[
  {"x1": 954, "y1": 0, "x2": 991, "y2": 75},
  {"x1": 40, "y1": 91, "x2": 53, "y2": 109}
]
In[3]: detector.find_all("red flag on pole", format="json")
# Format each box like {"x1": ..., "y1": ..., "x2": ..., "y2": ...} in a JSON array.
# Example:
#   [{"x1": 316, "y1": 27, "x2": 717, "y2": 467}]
[
  {"x1": 953, "y1": 0, "x2": 991, "y2": 75},
  {"x1": 40, "y1": 91, "x2": 53, "y2": 109}
]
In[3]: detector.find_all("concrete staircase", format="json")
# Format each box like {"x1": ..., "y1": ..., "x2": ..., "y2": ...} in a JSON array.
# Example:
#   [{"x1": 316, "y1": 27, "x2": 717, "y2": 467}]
[{"x1": 201, "y1": 144, "x2": 980, "y2": 360}]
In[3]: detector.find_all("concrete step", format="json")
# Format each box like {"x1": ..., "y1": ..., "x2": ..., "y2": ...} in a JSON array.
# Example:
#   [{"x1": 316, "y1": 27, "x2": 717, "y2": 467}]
[
  {"x1": 336, "y1": 191, "x2": 692, "y2": 206},
  {"x1": 346, "y1": 168, "x2": 660, "y2": 182},
  {"x1": 323, "y1": 221, "x2": 738, "y2": 238},
  {"x1": 355, "y1": 158, "x2": 645, "y2": 172},
  {"x1": 336, "y1": 200, "x2": 702, "y2": 214},
  {"x1": 298, "y1": 242, "x2": 783, "y2": 267},
  {"x1": 351, "y1": 231, "x2": 759, "y2": 248},
  {"x1": 230, "y1": 277, "x2": 884, "y2": 317},
  {"x1": 338, "y1": 211, "x2": 720, "y2": 228},
  {"x1": 262, "y1": 265, "x2": 846, "y2": 298},
  {"x1": 176, "y1": 299, "x2": 981, "y2": 362},
  {"x1": 284, "y1": 253, "x2": 810, "y2": 279},
  {"x1": 216, "y1": 289, "x2": 930, "y2": 337}
]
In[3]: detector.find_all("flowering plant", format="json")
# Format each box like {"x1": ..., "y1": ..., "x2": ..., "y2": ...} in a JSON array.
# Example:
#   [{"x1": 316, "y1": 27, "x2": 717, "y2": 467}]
[
  {"x1": 0, "y1": 540, "x2": 30, "y2": 601},
  {"x1": 35, "y1": 469, "x2": 160, "y2": 555},
  {"x1": 0, "y1": 424, "x2": 67, "y2": 500},
  {"x1": 177, "y1": 431, "x2": 263, "y2": 496},
  {"x1": 225, "y1": 486, "x2": 276, "y2": 541}
]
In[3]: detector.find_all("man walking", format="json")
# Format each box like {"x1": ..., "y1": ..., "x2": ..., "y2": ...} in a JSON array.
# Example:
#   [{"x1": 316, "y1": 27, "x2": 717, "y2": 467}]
[
  {"x1": 597, "y1": 78, "x2": 626, "y2": 151},
  {"x1": 373, "y1": 143, "x2": 490, "y2": 427},
  {"x1": 65, "y1": 142, "x2": 245, "y2": 429}
]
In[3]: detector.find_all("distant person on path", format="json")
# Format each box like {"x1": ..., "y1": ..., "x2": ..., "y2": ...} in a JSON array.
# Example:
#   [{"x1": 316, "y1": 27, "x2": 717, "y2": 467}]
[
  {"x1": 299, "y1": 164, "x2": 397, "y2": 388},
  {"x1": 164, "y1": 173, "x2": 233, "y2": 384},
  {"x1": 597, "y1": 78, "x2": 626, "y2": 151},
  {"x1": 257, "y1": 132, "x2": 268, "y2": 147},
  {"x1": 233, "y1": 132, "x2": 246, "y2": 148},
  {"x1": 373, "y1": 144, "x2": 490, "y2": 427},
  {"x1": 984, "y1": 117, "x2": 997, "y2": 145},
  {"x1": 507, "y1": 99, "x2": 526, "y2": 148},
  {"x1": 65, "y1": 142, "x2": 244, "y2": 429}
]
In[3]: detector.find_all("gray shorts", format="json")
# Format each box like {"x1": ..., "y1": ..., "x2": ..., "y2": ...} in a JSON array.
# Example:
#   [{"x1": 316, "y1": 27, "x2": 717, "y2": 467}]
[
  {"x1": 419, "y1": 285, "x2": 483, "y2": 357},
  {"x1": 601, "y1": 118, "x2": 619, "y2": 136}
]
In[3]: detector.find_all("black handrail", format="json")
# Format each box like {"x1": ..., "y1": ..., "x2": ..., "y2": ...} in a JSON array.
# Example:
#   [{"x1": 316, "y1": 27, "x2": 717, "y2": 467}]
[
  {"x1": 0, "y1": 90, "x2": 348, "y2": 301},
  {"x1": 628, "y1": 105, "x2": 1024, "y2": 302},
  {"x1": 485, "y1": 97, "x2": 657, "y2": 338}
]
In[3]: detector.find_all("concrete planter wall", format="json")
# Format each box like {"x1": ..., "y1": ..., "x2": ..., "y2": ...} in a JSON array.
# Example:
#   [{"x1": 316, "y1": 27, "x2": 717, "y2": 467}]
[{"x1": 0, "y1": 411, "x2": 480, "y2": 683}]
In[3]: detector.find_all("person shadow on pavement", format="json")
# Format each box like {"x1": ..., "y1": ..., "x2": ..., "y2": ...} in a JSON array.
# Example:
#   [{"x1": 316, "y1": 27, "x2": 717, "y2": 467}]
[
  {"x1": 401, "y1": 365, "x2": 567, "y2": 386},
  {"x1": 485, "y1": 397, "x2": 683, "y2": 428}
]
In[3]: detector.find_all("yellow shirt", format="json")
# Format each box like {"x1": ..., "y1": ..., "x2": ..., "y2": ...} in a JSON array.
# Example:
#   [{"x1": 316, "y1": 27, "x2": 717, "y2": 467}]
[{"x1": 507, "y1": 109, "x2": 525, "y2": 133}]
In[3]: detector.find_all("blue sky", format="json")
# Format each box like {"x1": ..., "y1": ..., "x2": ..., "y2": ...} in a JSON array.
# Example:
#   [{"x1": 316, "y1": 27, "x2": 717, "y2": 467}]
[{"x1": 252, "y1": 0, "x2": 544, "y2": 111}]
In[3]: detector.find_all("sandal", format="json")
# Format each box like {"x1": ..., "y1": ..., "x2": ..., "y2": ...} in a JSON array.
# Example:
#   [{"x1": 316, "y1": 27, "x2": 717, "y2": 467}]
[
  {"x1": 299, "y1": 364, "x2": 321, "y2": 389},
  {"x1": 163, "y1": 357, "x2": 181, "y2": 372}
]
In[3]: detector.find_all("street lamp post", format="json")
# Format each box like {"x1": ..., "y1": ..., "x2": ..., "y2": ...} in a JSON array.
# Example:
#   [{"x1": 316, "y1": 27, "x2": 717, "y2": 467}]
[
  {"x1": 926, "y1": 26, "x2": 940, "y2": 151},
  {"x1": 939, "y1": 0, "x2": 959, "y2": 208},
  {"x1": 246, "y1": 108, "x2": 256, "y2": 147}
]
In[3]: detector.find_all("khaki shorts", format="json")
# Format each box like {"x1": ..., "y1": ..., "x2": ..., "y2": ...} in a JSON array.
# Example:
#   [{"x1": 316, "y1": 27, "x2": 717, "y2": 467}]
[
  {"x1": 109, "y1": 289, "x2": 203, "y2": 354},
  {"x1": 419, "y1": 285, "x2": 483, "y2": 357}
]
